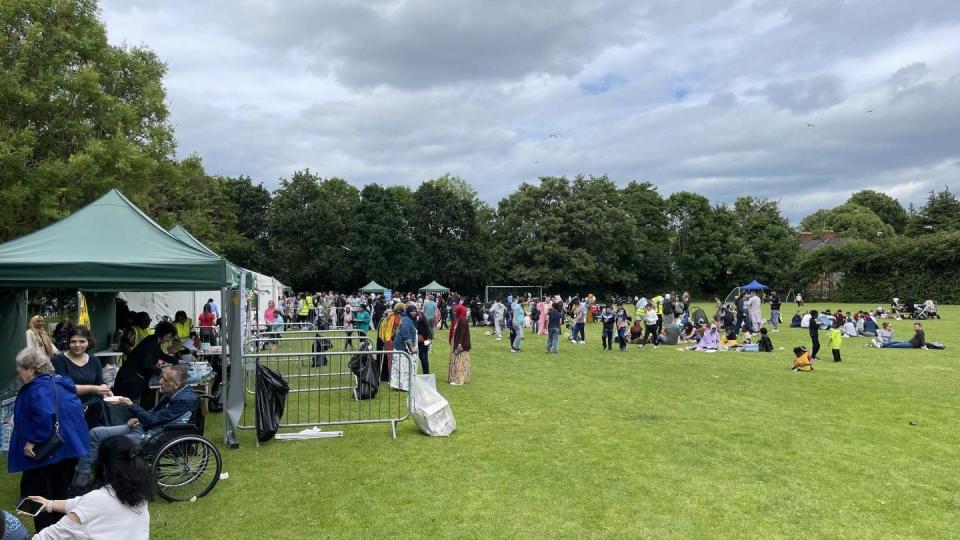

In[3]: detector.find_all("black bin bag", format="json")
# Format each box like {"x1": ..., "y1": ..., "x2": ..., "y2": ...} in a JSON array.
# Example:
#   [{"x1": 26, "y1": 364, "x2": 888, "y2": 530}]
[
  {"x1": 255, "y1": 364, "x2": 290, "y2": 443},
  {"x1": 348, "y1": 342, "x2": 379, "y2": 400}
]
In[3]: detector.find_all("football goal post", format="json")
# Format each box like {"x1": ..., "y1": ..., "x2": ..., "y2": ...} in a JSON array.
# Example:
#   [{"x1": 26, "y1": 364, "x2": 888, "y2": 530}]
[{"x1": 485, "y1": 285, "x2": 544, "y2": 304}]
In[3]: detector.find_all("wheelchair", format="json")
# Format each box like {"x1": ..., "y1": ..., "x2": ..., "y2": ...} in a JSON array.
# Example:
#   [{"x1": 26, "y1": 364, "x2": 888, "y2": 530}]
[{"x1": 138, "y1": 395, "x2": 222, "y2": 502}]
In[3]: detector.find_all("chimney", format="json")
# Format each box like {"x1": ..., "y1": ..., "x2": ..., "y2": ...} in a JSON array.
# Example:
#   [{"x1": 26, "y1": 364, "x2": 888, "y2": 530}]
[
  {"x1": 820, "y1": 230, "x2": 836, "y2": 241},
  {"x1": 800, "y1": 231, "x2": 814, "y2": 243}
]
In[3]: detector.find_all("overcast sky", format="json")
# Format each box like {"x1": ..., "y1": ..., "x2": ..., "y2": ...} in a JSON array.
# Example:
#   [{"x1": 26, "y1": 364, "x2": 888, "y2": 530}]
[{"x1": 99, "y1": 0, "x2": 960, "y2": 221}]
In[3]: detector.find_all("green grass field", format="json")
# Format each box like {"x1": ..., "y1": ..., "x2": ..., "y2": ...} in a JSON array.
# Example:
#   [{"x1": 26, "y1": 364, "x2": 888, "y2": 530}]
[{"x1": 4, "y1": 303, "x2": 959, "y2": 538}]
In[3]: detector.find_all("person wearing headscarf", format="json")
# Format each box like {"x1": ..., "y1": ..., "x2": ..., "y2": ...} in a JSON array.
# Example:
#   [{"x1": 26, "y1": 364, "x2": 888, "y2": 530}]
[
  {"x1": 537, "y1": 297, "x2": 549, "y2": 336},
  {"x1": 448, "y1": 304, "x2": 471, "y2": 385},
  {"x1": 390, "y1": 304, "x2": 418, "y2": 391},
  {"x1": 692, "y1": 324, "x2": 720, "y2": 351},
  {"x1": 376, "y1": 303, "x2": 402, "y2": 381},
  {"x1": 415, "y1": 308, "x2": 432, "y2": 375},
  {"x1": 26, "y1": 315, "x2": 58, "y2": 358}
]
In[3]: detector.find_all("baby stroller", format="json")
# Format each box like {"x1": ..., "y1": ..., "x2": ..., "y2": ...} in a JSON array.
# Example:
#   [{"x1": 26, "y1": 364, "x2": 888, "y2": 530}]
[{"x1": 913, "y1": 300, "x2": 940, "y2": 320}]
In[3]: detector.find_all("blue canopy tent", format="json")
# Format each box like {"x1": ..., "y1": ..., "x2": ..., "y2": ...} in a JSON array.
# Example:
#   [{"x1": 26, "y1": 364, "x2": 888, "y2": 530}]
[{"x1": 741, "y1": 280, "x2": 769, "y2": 291}]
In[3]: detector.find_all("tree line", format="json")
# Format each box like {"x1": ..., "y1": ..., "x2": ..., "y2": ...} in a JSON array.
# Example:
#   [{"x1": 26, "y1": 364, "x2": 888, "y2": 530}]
[{"x1": 3, "y1": 0, "x2": 959, "y2": 301}]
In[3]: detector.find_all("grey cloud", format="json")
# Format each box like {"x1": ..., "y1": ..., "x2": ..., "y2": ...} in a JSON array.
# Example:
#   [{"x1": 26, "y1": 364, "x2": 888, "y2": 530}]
[
  {"x1": 97, "y1": 0, "x2": 960, "y2": 222},
  {"x1": 761, "y1": 74, "x2": 844, "y2": 113}
]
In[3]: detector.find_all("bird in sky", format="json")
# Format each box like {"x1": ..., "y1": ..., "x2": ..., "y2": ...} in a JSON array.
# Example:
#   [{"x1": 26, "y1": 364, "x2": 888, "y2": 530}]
[
  {"x1": 548, "y1": 134, "x2": 558, "y2": 139},
  {"x1": 806, "y1": 122, "x2": 816, "y2": 127}
]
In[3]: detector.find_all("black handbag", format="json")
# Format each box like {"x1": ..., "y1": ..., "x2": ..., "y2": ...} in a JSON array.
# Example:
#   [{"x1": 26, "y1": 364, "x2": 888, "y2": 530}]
[{"x1": 32, "y1": 377, "x2": 63, "y2": 461}]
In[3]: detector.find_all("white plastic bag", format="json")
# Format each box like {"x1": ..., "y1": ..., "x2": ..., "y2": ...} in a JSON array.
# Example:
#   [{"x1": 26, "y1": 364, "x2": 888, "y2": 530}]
[{"x1": 410, "y1": 374, "x2": 456, "y2": 436}]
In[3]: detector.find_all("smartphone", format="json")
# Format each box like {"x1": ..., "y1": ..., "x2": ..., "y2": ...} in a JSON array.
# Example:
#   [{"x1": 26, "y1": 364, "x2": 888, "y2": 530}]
[{"x1": 17, "y1": 497, "x2": 44, "y2": 516}]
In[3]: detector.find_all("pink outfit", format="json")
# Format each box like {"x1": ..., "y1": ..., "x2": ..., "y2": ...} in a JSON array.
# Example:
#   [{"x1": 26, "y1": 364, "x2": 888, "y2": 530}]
[{"x1": 538, "y1": 302, "x2": 549, "y2": 335}]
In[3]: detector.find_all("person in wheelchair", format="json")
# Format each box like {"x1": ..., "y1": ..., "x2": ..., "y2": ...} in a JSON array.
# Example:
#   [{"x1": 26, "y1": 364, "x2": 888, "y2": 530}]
[{"x1": 72, "y1": 365, "x2": 197, "y2": 490}]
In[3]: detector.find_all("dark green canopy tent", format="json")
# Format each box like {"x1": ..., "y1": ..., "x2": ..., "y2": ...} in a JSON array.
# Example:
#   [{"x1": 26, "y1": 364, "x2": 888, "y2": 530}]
[
  {"x1": 418, "y1": 280, "x2": 450, "y2": 293},
  {"x1": 0, "y1": 189, "x2": 233, "y2": 390},
  {"x1": 359, "y1": 280, "x2": 387, "y2": 293},
  {"x1": 0, "y1": 190, "x2": 232, "y2": 290}
]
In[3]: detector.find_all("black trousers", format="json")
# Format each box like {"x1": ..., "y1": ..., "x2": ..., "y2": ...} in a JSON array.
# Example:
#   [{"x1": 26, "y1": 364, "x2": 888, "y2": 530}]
[
  {"x1": 644, "y1": 324, "x2": 659, "y2": 345},
  {"x1": 602, "y1": 328, "x2": 613, "y2": 349},
  {"x1": 21, "y1": 458, "x2": 78, "y2": 531},
  {"x1": 832, "y1": 348, "x2": 841, "y2": 362},
  {"x1": 811, "y1": 334, "x2": 820, "y2": 359},
  {"x1": 418, "y1": 344, "x2": 430, "y2": 374}
]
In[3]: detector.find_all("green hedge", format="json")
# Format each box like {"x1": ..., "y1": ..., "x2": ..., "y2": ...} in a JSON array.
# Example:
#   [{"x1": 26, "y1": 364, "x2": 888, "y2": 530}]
[{"x1": 800, "y1": 232, "x2": 960, "y2": 303}]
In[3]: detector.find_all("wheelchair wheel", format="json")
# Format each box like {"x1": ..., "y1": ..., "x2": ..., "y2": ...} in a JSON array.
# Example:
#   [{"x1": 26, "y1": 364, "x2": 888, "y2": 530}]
[{"x1": 152, "y1": 435, "x2": 222, "y2": 502}]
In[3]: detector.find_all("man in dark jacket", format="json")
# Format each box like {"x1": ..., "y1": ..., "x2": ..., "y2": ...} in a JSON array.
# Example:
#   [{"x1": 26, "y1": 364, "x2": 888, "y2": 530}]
[{"x1": 73, "y1": 364, "x2": 197, "y2": 488}]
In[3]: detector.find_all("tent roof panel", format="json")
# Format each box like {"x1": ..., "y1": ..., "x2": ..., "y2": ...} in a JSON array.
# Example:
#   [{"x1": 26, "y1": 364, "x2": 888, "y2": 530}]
[{"x1": 0, "y1": 189, "x2": 229, "y2": 290}]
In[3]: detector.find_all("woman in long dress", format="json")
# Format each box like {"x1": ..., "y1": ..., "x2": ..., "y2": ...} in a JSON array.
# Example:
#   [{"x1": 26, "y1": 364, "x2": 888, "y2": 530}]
[
  {"x1": 538, "y1": 298, "x2": 549, "y2": 335},
  {"x1": 390, "y1": 304, "x2": 418, "y2": 391},
  {"x1": 448, "y1": 304, "x2": 471, "y2": 385},
  {"x1": 377, "y1": 303, "x2": 402, "y2": 381}
]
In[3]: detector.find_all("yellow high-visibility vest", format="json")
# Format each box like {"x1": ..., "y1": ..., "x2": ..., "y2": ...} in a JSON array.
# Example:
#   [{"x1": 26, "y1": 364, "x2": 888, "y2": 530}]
[{"x1": 174, "y1": 319, "x2": 193, "y2": 340}]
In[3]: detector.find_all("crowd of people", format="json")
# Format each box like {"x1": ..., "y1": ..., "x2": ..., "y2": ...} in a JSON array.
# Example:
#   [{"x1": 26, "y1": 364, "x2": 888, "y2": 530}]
[{"x1": 7, "y1": 286, "x2": 942, "y2": 535}]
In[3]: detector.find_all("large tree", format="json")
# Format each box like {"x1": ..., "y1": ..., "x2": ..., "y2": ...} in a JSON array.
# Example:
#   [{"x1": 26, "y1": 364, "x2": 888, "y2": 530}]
[
  {"x1": 666, "y1": 191, "x2": 726, "y2": 292},
  {"x1": 411, "y1": 175, "x2": 495, "y2": 293},
  {"x1": 847, "y1": 189, "x2": 909, "y2": 234},
  {"x1": 268, "y1": 171, "x2": 361, "y2": 291},
  {"x1": 905, "y1": 187, "x2": 960, "y2": 236},
  {"x1": 353, "y1": 183, "x2": 417, "y2": 290},
  {"x1": 726, "y1": 196, "x2": 799, "y2": 290},
  {"x1": 0, "y1": 0, "x2": 175, "y2": 241},
  {"x1": 799, "y1": 203, "x2": 895, "y2": 240}
]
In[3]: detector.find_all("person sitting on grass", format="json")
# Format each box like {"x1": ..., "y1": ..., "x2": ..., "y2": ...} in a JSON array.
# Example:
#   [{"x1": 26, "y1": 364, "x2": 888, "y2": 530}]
[
  {"x1": 658, "y1": 322, "x2": 680, "y2": 346},
  {"x1": 842, "y1": 317, "x2": 859, "y2": 338},
  {"x1": 739, "y1": 327, "x2": 774, "y2": 353},
  {"x1": 817, "y1": 311, "x2": 834, "y2": 330},
  {"x1": 679, "y1": 322, "x2": 698, "y2": 343},
  {"x1": 629, "y1": 320, "x2": 644, "y2": 345},
  {"x1": 720, "y1": 331, "x2": 741, "y2": 350},
  {"x1": 690, "y1": 324, "x2": 719, "y2": 351},
  {"x1": 792, "y1": 346, "x2": 813, "y2": 372},
  {"x1": 880, "y1": 323, "x2": 928, "y2": 349},
  {"x1": 861, "y1": 313, "x2": 878, "y2": 336},
  {"x1": 871, "y1": 322, "x2": 894, "y2": 347}
]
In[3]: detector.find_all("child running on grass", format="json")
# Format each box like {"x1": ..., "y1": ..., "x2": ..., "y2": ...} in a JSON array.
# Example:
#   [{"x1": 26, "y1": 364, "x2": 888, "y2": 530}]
[
  {"x1": 792, "y1": 346, "x2": 813, "y2": 371},
  {"x1": 830, "y1": 320, "x2": 843, "y2": 362}
]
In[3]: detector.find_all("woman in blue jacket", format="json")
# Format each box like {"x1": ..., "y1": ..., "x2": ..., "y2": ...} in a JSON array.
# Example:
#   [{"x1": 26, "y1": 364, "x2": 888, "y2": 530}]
[{"x1": 8, "y1": 347, "x2": 88, "y2": 532}]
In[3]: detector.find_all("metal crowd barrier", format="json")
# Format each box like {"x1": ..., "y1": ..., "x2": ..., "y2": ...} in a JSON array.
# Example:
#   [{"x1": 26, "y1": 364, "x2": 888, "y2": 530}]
[
  {"x1": 237, "y1": 346, "x2": 415, "y2": 440},
  {"x1": 242, "y1": 334, "x2": 374, "y2": 393}
]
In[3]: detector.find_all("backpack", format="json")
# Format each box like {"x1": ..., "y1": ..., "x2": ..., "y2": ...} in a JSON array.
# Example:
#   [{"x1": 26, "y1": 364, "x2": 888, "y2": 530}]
[{"x1": 790, "y1": 314, "x2": 802, "y2": 327}]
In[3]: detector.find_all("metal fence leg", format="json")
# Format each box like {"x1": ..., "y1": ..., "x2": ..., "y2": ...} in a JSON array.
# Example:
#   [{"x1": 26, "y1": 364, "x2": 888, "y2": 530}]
[{"x1": 391, "y1": 419, "x2": 397, "y2": 440}]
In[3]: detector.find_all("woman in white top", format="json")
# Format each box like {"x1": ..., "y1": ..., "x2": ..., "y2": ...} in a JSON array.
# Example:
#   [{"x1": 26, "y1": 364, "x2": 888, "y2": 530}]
[
  {"x1": 24, "y1": 436, "x2": 151, "y2": 539},
  {"x1": 26, "y1": 315, "x2": 58, "y2": 358}
]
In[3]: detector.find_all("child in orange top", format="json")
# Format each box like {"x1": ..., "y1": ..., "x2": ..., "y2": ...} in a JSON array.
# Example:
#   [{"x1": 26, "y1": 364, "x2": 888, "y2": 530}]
[{"x1": 792, "y1": 346, "x2": 813, "y2": 372}]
